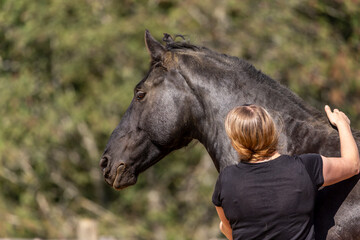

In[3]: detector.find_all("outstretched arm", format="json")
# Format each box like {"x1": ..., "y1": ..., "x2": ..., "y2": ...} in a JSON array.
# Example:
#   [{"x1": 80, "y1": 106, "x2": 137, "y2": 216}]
[
  {"x1": 215, "y1": 206, "x2": 233, "y2": 240},
  {"x1": 321, "y1": 105, "x2": 360, "y2": 186}
]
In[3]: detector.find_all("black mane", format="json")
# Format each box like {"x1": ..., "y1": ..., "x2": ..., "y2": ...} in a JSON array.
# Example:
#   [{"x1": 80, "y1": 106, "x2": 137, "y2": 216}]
[
  {"x1": 162, "y1": 33, "x2": 200, "y2": 51},
  {"x1": 161, "y1": 33, "x2": 325, "y2": 122},
  {"x1": 162, "y1": 33, "x2": 243, "y2": 61}
]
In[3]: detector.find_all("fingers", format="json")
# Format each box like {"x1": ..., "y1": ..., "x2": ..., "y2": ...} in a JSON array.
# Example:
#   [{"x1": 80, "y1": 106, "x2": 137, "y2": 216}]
[
  {"x1": 325, "y1": 105, "x2": 331, "y2": 112},
  {"x1": 325, "y1": 105, "x2": 332, "y2": 117},
  {"x1": 343, "y1": 113, "x2": 351, "y2": 125},
  {"x1": 325, "y1": 106, "x2": 339, "y2": 113},
  {"x1": 324, "y1": 105, "x2": 335, "y2": 116},
  {"x1": 324, "y1": 105, "x2": 340, "y2": 115},
  {"x1": 325, "y1": 105, "x2": 334, "y2": 119},
  {"x1": 324, "y1": 105, "x2": 351, "y2": 126}
]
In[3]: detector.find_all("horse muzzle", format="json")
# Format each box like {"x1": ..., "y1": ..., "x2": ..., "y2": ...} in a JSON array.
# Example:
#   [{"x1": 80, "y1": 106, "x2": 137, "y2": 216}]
[{"x1": 100, "y1": 156, "x2": 137, "y2": 190}]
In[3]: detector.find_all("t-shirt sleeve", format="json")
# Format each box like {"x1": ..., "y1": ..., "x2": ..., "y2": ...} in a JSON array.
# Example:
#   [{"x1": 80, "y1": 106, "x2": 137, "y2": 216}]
[
  {"x1": 298, "y1": 153, "x2": 324, "y2": 189},
  {"x1": 212, "y1": 174, "x2": 222, "y2": 206}
]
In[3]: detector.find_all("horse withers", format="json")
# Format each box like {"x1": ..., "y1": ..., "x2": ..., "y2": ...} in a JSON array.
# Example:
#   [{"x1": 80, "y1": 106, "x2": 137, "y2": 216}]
[{"x1": 100, "y1": 30, "x2": 360, "y2": 240}]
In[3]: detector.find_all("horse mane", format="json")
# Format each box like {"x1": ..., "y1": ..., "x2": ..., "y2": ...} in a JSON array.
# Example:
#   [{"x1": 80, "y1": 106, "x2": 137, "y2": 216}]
[
  {"x1": 162, "y1": 33, "x2": 200, "y2": 51},
  {"x1": 163, "y1": 33, "x2": 245, "y2": 58},
  {"x1": 160, "y1": 33, "x2": 326, "y2": 122}
]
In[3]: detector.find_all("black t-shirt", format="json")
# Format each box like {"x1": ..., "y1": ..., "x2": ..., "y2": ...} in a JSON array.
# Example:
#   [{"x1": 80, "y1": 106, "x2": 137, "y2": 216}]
[{"x1": 212, "y1": 154, "x2": 324, "y2": 240}]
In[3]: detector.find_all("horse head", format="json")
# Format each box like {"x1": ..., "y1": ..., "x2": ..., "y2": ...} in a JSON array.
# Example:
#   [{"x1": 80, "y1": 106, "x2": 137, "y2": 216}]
[{"x1": 99, "y1": 30, "x2": 202, "y2": 190}]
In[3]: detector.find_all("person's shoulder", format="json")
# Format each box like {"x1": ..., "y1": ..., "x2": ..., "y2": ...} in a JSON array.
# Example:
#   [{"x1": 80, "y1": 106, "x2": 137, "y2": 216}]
[
  {"x1": 277, "y1": 154, "x2": 292, "y2": 160},
  {"x1": 296, "y1": 153, "x2": 322, "y2": 162},
  {"x1": 221, "y1": 163, "x2": 238, "y2": 173},
  {"x1": 296, "y1": 154, "x2": 324, "y2": 187},
  {"x1": 293, "y1": 153, "x2": 323, "y2": 170},
  {"x1": 218, "y1": 163, "x2": 240, "y2": 179},
  {"x1": 273, "y1": 154, "x2": 294, "y2": 163}
]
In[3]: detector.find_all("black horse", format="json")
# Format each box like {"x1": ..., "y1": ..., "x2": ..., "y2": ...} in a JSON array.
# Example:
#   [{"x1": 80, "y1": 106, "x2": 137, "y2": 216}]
[{"x1": 100, "y1": 30, "x2": 360, "y2": 239}]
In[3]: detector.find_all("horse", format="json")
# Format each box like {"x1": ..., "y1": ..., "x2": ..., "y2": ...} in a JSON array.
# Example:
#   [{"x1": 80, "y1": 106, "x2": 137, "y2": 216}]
[{"x1": 99, "y1": 30, "x2": 360, "y2": 239}]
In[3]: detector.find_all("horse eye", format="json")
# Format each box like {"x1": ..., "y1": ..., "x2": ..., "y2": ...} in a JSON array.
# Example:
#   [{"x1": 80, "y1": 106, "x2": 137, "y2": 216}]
[{"x1": 136, "y1": 91, "x2": 146, "y2": 100}]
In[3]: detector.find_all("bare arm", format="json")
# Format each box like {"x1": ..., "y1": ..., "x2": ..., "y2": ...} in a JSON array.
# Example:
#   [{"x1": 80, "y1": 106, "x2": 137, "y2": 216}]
[
  {"x1": 322, "y1": 105, "x2": 360, "y2": 186},
  {"x1": 215, "y1": 206, "x2": 233, "y2": 240}
]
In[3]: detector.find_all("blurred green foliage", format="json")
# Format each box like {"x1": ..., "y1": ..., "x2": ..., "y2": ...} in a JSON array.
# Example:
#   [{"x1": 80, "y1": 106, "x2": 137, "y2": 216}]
[{"x1": 0, "y1": 0, "x2": 359, "y2": 239}]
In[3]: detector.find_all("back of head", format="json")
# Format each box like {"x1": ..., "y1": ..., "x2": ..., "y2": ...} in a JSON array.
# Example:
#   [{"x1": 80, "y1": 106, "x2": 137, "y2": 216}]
[{"x1": 225, "y1": 105, "x2": 278, "y2": 162}]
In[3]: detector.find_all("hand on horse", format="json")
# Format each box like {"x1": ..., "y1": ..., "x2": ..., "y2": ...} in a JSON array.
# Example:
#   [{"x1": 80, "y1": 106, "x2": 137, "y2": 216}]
[
  {"x1": 325, "y1": 105, "x2": 351, "y2": 129},
  {"x1": 321, "y1": 105, "x2": 360, "y2": 187}
]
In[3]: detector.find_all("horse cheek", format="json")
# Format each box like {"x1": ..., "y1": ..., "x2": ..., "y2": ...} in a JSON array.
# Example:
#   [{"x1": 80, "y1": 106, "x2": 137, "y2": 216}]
[{"x1": 145, "y1": 105, "x2": 180, "y2": 146}]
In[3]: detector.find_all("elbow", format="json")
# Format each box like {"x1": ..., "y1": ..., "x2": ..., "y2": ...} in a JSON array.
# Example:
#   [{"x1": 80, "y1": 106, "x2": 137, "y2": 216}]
[
  {"x1": 354, "y1": 165, "x2": 360, "y2": 176},
  {"x1": 220, "y1": 221, "x2": 231, "y2": 232},
  {"x1": 219, "y1": 221, "x2": 227, "y2": 235},
  {"x1": 220, "y1": 221, "x2": 227, "y2": 232},
  {"x1": 354, "y1": 159, "x2": 360, "y2": 175}
]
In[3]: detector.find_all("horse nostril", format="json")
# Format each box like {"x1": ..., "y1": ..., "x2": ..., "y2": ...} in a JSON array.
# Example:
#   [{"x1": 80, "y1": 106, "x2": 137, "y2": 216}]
[
  {"x1": 116, "y1": 162, "x2": 126, "y2": 174},
  {"x1": 100, "y1": 156, "x2": 109, "y2": 170},
  {"x1": 118, "y1": 162, "x2": 125, "y2": 169}
]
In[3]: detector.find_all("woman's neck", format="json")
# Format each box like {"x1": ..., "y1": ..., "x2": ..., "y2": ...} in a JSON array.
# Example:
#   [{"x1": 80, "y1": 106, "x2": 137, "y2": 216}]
[{"x1": 248, "y1": 151, "x2": 281, "y2": 163}]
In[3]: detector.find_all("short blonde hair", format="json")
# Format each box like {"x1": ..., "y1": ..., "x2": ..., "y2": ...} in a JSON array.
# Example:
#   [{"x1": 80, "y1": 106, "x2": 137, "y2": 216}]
[{"x1": 225, "y1": 105, "x2": 278, "y2": 162}]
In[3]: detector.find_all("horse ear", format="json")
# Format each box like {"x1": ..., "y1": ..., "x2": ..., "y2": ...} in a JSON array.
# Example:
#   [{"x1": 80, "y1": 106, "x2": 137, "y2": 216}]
[{"x1": 145, "y1": 30, "x2": 165, "y2": 61}]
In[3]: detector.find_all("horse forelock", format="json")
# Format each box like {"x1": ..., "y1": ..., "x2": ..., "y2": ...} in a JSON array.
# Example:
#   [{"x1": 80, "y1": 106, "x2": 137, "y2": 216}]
[
  {"x1": 163, "y1": 33, "x2": 199, "y2": 51},
  {"x1": 162, "y1": 52, "x2": 179, "y2": 69}
]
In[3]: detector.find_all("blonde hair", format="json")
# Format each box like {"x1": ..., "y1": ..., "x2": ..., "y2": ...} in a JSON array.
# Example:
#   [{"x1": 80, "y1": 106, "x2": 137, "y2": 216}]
[{"x1": 225, "y1": 105, "x2": 279, "y2": 162}]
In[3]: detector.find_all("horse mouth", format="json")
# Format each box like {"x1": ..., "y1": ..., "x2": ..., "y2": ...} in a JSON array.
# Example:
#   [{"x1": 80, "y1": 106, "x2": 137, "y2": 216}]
[{"x1": 111, "y1": 164, "x2": 137, "y2": 190}]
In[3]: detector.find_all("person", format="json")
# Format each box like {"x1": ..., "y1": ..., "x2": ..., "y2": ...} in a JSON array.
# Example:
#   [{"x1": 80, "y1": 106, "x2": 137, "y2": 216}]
[{"x1": 212, "y1": 104, "x2": 360, "y2": 240}]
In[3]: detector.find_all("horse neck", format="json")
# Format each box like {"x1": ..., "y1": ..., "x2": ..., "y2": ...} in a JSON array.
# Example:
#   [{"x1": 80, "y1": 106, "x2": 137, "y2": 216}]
[
  {"x1": 179, "y1": 66, "x2": 241, "y2": 171},
  {"x1": 179, "y1": 56, "x2": 334, "y2": 170}
]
